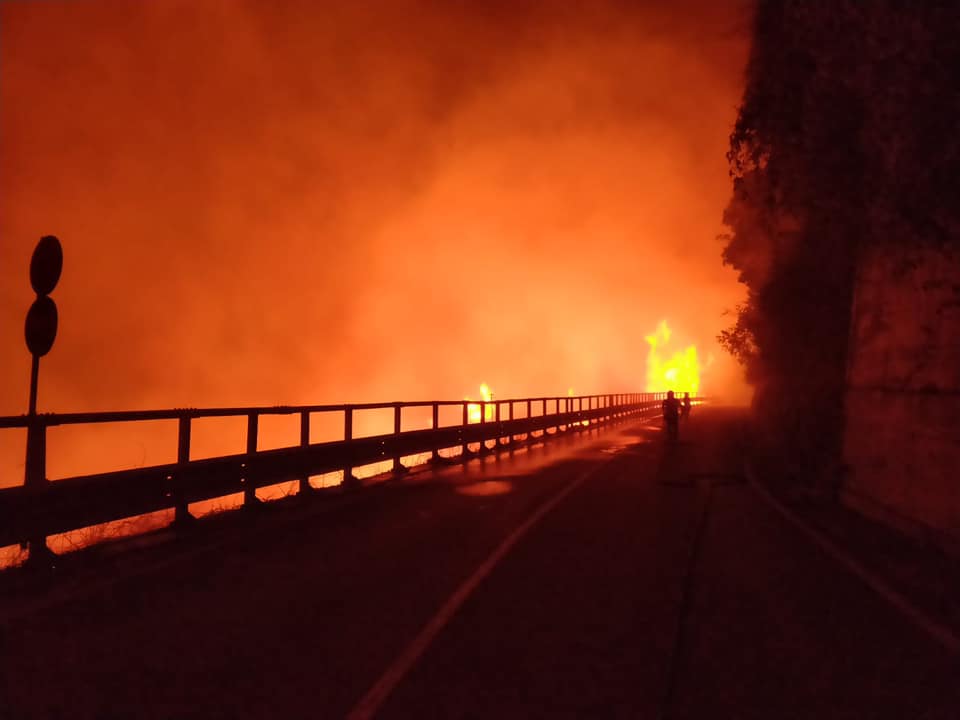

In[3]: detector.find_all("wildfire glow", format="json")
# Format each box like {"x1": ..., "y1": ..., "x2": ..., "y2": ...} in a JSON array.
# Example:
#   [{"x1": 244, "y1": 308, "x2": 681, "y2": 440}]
[
  {"x1": 565, "y1": 387, "x2": 590, "y2": 426},
  {"x1": 645, "y1": 321, "x2": 700, "y2": 394},
  {"x1": 467, "y1": 383, "x2": 495, "y2": 423}
]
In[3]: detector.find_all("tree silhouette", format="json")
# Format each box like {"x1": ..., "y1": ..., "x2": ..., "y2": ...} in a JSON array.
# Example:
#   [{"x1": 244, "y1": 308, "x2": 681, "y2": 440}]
[{"x1": 719, "y1": 0, "x2": 960, "y2": 487}]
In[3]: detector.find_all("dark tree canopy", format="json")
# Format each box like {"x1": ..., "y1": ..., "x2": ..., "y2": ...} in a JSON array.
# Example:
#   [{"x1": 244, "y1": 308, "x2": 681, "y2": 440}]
[{"x1": 720, "y1": 0, "x2": 960, "y2": 484}]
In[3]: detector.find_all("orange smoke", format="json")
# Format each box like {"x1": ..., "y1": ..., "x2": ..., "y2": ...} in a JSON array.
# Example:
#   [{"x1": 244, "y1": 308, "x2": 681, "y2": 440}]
[{"x1": 0, "y1": 0, "x2": 751, "y2": 489}]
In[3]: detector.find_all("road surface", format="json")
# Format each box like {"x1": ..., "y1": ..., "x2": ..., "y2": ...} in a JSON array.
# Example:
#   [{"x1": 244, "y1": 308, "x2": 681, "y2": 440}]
[{"x1": 1, "y1": 408, "x2": 957, "y2": 718}]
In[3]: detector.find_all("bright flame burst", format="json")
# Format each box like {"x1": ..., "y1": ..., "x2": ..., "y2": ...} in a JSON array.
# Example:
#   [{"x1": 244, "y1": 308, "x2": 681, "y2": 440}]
[
  {"x1": 645, "y1": 321, "x2": 700, "y2": 394},
  {"x1": 467, "y1": 383, "x2": 495, "y2": 423}
]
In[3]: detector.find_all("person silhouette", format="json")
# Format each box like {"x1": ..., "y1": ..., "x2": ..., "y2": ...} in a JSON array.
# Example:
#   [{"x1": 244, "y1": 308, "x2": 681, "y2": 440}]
[
  {"x1": 662, "y1": 390, "x2": 680, "y2": 442},
  {"x1": 681, "y1": 392, "x2": 692, "y2": 419}
]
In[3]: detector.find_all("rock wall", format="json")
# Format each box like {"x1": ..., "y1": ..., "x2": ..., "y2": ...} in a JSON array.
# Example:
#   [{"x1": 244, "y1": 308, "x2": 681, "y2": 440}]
[{"x1": 842, "y1": 245, "x2": 960, "y2": 553}]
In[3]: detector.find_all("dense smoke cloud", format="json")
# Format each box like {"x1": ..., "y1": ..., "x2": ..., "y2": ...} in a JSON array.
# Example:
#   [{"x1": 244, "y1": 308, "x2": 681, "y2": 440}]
[{"x1": 1, "y1": 0, "x2": 750, "y2": 471}]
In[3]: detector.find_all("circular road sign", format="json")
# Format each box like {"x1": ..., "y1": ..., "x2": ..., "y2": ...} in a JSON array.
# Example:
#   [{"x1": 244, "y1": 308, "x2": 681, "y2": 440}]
[
  {"x1": 30, "y1": 235, "x2": 63, "y2": 296},
  {"x1": 25, "y1": 296, "x2": 58, "y2": 357}
]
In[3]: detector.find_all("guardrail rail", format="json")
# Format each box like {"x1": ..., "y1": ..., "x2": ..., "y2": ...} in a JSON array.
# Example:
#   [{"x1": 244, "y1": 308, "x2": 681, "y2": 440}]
[{"x1": 0, "y1": 392, "x2": 696, "y2": 565}]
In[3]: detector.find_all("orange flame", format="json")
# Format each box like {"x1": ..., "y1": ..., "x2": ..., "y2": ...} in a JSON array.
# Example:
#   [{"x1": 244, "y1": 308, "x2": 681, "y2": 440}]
[
  {"x1": 466, "y1": 383, "x2": 495, "y2": 423},
  {"x1": 645, "y1": 320, "x2": 700, "y2": 394}
]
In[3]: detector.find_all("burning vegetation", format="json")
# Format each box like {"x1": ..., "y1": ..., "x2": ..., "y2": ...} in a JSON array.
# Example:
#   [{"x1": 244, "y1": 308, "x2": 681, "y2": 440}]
[
  {"x1": 466, "y1": 383, "x2": 495, "y2": 423},
  {"x1": 644, "y1": 320, "x2": 700, "y2": 395}
]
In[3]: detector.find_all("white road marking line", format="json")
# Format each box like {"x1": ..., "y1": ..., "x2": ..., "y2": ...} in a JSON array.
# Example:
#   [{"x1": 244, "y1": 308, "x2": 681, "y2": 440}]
[
  {"x1": 346, "y1": 458, "x2": 616, "y2": 719},
  {"x1": 745, "y1": 461, "x2": 960, "y2": 656}
]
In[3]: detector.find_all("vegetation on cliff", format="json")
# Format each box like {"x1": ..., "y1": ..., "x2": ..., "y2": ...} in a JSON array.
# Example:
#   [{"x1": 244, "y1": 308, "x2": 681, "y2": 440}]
[{"x1": 719, "y1": 1, "x2": 960, "y2": 484}]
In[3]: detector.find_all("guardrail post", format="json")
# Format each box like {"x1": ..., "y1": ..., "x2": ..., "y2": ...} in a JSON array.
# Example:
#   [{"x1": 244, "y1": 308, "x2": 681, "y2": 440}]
[
  {"x1": 479, "y1": 402, "x2": 488, "y2": 456},
  {"x1": 542, "y1": 398, "x2": 548, "y2": 436},
  {"x1": 508, "y1": 401, "x2": 515, "y2": 446},
  {"x1": 526, "y1": 399, "x2": 532, "y2": 441},
  {"x1": 299, "y1": 411, "x2": 313, "y2": 496},
  {"x1": 243, "y1": 412, "x2": 261, "y2": 508},
  {"x1": 430, "y1": 403, "x2": 441, "y2": 462},
  {"x1": 461, "y1": 402, "x2": 470, "y2": 458},
  {"x1": 343, "y1": 407, "x2": 357, "y2": 485},
  {"x1": 392, "y1": 403, "x2": 408, "y2": 475},
  {"x1": 495, "y1": 401, "x2": 502, "y2": 447},
  {"x1": 173, "y1": 416, "x2": 195, "y2": 526}
]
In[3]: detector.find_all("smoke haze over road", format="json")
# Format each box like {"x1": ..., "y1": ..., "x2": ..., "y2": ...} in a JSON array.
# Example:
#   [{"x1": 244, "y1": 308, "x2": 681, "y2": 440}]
[{"x1": 1, "y1": 0, "x2": 751, "y2": 425}]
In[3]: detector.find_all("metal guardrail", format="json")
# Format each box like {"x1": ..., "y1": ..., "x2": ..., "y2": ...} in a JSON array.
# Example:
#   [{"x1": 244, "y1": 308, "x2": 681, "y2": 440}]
[{"x1": 0, "y1": 392, "x2": 681, "y2": 563}]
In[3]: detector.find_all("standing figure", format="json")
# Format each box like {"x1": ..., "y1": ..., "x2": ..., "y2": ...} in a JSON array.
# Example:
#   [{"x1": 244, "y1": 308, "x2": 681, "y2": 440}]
[
  {"x1": 662, "y1": 390, "x2": 680, "y2": 442},
  {"x1": 681, "y1": 392, "x2": 692, "y2": 420}
]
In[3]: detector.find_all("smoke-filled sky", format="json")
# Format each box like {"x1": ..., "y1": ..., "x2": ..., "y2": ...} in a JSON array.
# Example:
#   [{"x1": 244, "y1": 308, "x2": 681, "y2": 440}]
[{"x1": 1, "y1": 0, "x2": 751, "y2": 417}]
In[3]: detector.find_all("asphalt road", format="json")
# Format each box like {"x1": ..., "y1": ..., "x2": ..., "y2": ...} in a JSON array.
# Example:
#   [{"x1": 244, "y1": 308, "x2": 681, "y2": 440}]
[{"x1": 1, "y1": 409, "x2": 957, "y2": 719}]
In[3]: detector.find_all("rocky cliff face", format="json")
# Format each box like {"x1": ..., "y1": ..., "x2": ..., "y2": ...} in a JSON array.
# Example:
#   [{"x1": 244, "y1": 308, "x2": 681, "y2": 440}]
[
  {"x1": 843, "y1": 245, "x2": 960, "y2": 552},
  {"x1": 722, "y1": 2, "x2": 960, "y2": 544}
]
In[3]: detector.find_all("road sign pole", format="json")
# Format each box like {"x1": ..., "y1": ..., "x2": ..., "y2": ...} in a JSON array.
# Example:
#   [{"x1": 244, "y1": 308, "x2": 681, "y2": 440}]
[
  {"x1": 28, "y1": 354, "x2": 39, "y2": 417},
  {"x1": 24, "y1": 368, "x2": 53, "y2": 564},
  {"x1": 22, "y1": 235, "x2": 63, "y2": 568}
]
